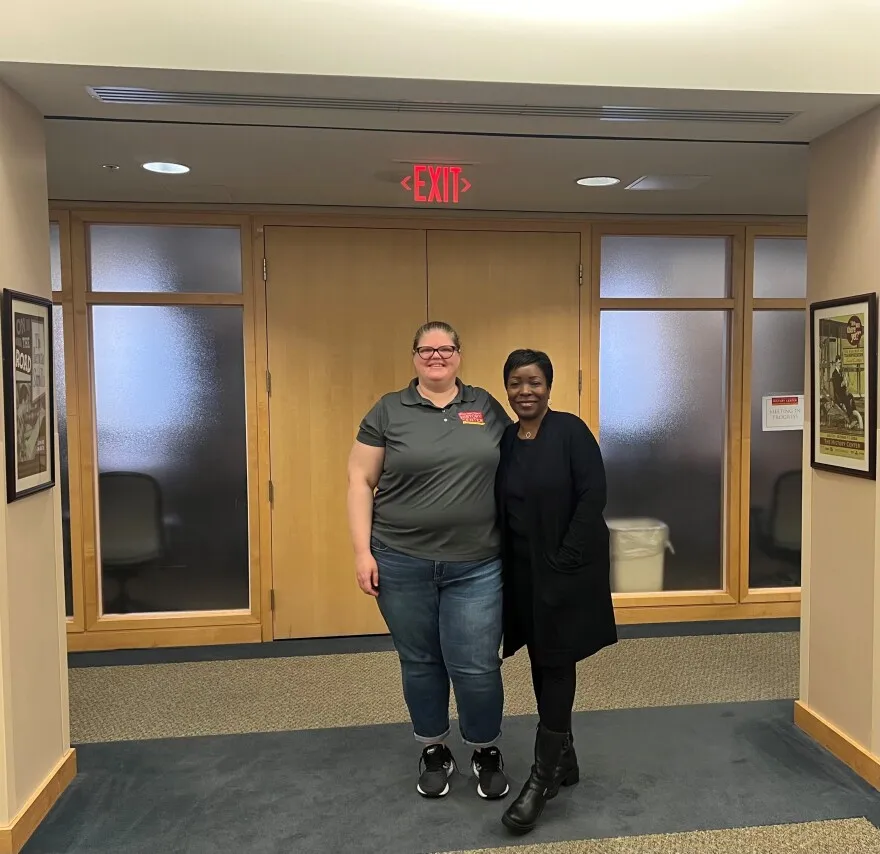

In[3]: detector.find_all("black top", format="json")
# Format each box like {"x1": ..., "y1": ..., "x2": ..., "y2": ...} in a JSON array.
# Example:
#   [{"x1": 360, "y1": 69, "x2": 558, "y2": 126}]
[
  {"x1": 503, "y1": 437, "x2": 539, "y2": 641},
  {"x1": 496, "y1": 410, "x2": 618, "y2": 666},
  {"x1": 357, "y1": 379, "x2": 511, "y2": 560},
  {"x1": 504, "y1": 437, "x2": 535, "y2": 549}
]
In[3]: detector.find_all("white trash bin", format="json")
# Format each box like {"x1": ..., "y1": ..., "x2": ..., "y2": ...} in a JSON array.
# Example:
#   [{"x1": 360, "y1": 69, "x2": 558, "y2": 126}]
[{"x1": 606, "y1": 518, "x2": 672, "y2": 593}]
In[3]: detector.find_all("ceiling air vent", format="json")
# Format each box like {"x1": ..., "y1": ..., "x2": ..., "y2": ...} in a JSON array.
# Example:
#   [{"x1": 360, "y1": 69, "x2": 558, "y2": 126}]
[
  {"x1": 86, "y1": 88, "x2": 798, "y2": 125},
  {"x1": 626, "y1": 175, "x2": 711, "y2": 191}
]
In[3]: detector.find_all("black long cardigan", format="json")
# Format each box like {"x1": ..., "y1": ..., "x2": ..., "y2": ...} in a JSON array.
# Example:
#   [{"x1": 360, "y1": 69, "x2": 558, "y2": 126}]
[{"x1": 496, "y1": 410, "x2": 618, "y2": 666}]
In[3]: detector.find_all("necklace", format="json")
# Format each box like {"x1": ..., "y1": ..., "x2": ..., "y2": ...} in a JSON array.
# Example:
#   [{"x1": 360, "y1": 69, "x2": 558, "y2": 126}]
[{"x1": 520, "y1": 418, "x2": 540, "y2": 440}]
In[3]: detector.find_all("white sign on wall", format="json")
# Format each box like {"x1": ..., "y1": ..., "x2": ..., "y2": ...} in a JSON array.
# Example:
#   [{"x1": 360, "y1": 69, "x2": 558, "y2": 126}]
[{"x1": 762, "y1": 394, "x2": 805, "y2": 431}]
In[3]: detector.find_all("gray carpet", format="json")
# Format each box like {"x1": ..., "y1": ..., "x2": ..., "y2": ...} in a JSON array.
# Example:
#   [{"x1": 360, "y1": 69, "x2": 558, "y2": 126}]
[
  {"x1": 25, "y1": 701, "x2": 880, "y2": 854},
  {"x1": 68, "y1": 633, "x2": 799, "y2": 743}
]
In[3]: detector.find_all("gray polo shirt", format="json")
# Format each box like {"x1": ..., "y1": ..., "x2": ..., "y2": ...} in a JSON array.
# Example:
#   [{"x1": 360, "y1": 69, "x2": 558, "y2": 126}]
[{"x1": 357, "y1": 379, "x2": 512, "y2": 561}]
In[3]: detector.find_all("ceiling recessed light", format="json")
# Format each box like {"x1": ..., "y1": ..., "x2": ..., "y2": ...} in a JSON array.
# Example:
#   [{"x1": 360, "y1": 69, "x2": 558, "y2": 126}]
[
  {"x1": 142, "y1": 161, "x2": 190, "y2": 175},
  {"x1": 102, "y1": 164, "x2": 120, "y2": 171},
  {"x1": 576, "y1": 176, "x2": 620, "y2": 187}
]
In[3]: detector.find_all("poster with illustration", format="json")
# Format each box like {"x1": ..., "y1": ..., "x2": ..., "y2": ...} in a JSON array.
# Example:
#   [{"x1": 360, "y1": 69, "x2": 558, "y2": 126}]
[
  {"x1": 2, "y1": 290, "x2": 55, "y2": 501},
  {"x1": 811, "y1": 293, "x2": 877, "y2": 479}
]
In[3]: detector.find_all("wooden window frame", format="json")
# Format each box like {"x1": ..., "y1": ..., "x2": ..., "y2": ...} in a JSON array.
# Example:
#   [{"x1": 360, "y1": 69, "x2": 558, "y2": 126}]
[
  {"x1": 64, "y1": 211, "x2": 263, "y2": 651},
  {"x1": 50, "y1": 208, "x2": 802, "y2": 650},
  {"x1": 50, "y1": 210, "x2": 86, "y2": 634},
  {"x1": 588, "y1": 224, "x2": 745, "y2": 612},
  {"x1": 739, "y1": 224, "x2": 807, "y2": 606}
]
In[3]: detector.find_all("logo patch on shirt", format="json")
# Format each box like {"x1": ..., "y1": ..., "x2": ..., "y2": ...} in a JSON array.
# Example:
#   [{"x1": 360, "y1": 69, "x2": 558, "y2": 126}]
[{"x1": 458, "y1": 411, "x2": 485, "y2": 426}]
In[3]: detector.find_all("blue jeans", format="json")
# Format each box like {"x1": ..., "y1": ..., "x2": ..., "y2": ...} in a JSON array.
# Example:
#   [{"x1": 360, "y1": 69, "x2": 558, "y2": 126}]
[{"x1": 372, "y1": 538, "x2": 504, "y2": 747}]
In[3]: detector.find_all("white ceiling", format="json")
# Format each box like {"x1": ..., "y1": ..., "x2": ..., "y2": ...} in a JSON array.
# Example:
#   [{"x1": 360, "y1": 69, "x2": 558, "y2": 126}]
[
  {"x1": 5, "y1": 0, "x2": 880, "y2": 95},
  {"x1": 4, "y1": 62, "x2": 876, "y2": 215}
]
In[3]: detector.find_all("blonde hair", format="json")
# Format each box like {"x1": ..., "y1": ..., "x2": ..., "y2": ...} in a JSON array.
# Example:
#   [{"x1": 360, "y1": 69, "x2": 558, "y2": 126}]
[{"x1": 412, "y1": 321, "x2": 461, "y2": 351}]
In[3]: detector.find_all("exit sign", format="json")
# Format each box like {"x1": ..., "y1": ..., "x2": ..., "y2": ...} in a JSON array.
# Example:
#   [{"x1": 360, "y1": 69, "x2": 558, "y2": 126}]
[{"x1": 400, "y1": 164, "x2": 472, "y2": 204}]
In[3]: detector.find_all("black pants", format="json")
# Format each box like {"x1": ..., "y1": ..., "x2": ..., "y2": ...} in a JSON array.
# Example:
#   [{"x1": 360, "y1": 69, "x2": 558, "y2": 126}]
[{"x1": 528, "y1": 649, "x2": 577, "y2": 733}]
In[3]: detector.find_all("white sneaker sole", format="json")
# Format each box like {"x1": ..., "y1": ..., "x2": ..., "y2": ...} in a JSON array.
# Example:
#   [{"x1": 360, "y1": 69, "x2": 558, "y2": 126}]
[
  {"x1": 472, "y1": 761, "x2": 510, "y2": 799},
  {"x1": 417, "y1": 762, "x2": 455, "y2": 798}
]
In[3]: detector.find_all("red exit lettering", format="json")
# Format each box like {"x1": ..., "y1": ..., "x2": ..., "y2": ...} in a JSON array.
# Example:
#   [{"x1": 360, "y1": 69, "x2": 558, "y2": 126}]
[{"x1": 400, "y1": 165, "x2": 472, "y2": 204}]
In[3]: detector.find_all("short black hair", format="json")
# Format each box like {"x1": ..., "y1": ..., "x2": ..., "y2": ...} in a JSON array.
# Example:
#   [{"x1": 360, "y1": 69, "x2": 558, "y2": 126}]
[{"x1": 503, "y1": 349, "x2": 554, "y2": 389}]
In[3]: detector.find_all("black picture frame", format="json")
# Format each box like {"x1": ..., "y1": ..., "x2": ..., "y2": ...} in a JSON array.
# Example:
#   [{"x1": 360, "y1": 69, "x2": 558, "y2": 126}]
[
  {"x1": 810, "y1": 292, "x2": 878, "y2": 480},
  {"x1": 2, "y1": 289, "x2": 55, "y2": 502}
]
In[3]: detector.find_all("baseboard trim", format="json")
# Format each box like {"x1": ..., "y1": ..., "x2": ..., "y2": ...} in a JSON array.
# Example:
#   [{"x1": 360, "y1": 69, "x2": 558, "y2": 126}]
[
  {"x1": 0, "y1": 748, "x2": 76, "y2": 854},
  {"x1": 615, "y1": 601, "x2": 800, "y2": 624},
  {"x1": 67, "y1": 623, "x2": 262, "y2": 652},
  {"x1": 794, "y1": 700, "x2": 880, "y2": 790}
]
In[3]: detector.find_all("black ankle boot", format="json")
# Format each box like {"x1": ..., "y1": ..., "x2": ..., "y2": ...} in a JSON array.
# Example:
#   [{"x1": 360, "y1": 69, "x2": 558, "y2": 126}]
[
  {"x1": 555, "y1": 730, "x2": 579, "y2": 788},
  {"x1": 501, "y1": 724, "x2": 568, "y2": 835}
]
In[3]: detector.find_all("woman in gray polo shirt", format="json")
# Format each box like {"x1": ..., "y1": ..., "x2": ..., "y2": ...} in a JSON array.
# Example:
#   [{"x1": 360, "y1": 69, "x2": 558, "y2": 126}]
[{"x1": 347, "y1": 321, "x2": 511, "y2": 802}]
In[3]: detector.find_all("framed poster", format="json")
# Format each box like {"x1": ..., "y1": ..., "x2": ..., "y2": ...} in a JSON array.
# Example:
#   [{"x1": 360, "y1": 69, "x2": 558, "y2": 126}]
[
  {"x1": 2, "y1": 289, "x2": 55, "y2": 501},
  {"x1": 810, "y1": 293, "x2": 877, "y2": 479}
]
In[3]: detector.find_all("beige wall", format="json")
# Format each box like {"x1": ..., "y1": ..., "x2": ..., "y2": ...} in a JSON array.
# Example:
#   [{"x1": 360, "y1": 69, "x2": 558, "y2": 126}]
[
  {"x1": 801, "y1": 105, "x2": 880, "y2": 753},
  {"x1": 0, "y1": 80, "x2": 70, "y2": 827},
  {"x1": 3, "y1": 1, "x2": 880, "y2": 93}
]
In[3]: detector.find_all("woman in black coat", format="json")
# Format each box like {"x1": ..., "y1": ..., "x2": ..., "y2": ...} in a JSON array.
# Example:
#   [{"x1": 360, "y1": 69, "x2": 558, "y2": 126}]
[{"x1": 497, "y1": 349, "x2": 617, "y2": 835}]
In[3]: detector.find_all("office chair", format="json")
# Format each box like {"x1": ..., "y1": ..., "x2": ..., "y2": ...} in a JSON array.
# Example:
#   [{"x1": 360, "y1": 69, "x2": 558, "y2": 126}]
[
  {"x1": 99, "y1": 471, "x2": 164, "y2": 614},
  {"x1": 750, "y1": 469, "x2": 802, "y2": 587},
  {"x1": 766, "y1": 470, "x2": 802, "y2": 556}
]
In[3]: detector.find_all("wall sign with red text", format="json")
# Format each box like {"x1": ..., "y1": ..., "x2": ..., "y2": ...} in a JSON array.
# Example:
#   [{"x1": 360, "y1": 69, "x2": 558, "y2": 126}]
[
  {"x1": 762, "y1": 394, "x2": 804, "y2": 431},
  {"x1": 400, "y1": 164, "x2": 472, "y2": 205}
]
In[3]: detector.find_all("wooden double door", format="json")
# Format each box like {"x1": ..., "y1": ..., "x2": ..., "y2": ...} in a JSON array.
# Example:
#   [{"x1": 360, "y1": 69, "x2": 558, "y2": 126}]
[{"x1": 265, "y1": 226, "x2": 582, "y2": 639}]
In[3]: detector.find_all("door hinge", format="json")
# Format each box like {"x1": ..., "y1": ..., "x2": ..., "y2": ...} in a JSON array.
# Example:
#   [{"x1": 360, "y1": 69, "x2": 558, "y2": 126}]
[
  {"x1": 266, "y1": 369, "x2": 272, "y2": 395},
  {"x1": 578, "y1": 262, "x2": 583, "y2": 287},
  {"x1": 578, "y1": 369, "x2": 583, "y2": 394},
  {"x1": 270, "y1": 588, "x2": 276, "y2": 611},
  {"x1": 268, "y1": 480, "x2": 274, "y2": 504},
  {"x1": 262, "y1": 258, "x2": 268, "y2": 281}
]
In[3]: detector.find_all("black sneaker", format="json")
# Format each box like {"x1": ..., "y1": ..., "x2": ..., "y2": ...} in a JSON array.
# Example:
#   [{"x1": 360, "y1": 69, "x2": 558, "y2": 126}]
[
  {"x1": 472, "y1": 746, "x2": 510, "y2": 799},
  {"x1": 417, "y1": 744, "x2": 456, "y2": 798}
]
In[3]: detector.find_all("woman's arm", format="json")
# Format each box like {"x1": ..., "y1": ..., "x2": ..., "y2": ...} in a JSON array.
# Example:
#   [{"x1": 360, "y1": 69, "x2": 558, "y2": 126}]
[
  {"x1": 347, "y1": 441, "x2": 385, "y2": 595},
  {"x1": 555, "y1": 419, "x2": 608, "y2": 569}
]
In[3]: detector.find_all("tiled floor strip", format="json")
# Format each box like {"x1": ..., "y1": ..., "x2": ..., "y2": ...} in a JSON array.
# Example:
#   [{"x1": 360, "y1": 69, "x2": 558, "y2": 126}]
[{"x1": 441, "y1": 818, "x2": 880, "y2": 854}]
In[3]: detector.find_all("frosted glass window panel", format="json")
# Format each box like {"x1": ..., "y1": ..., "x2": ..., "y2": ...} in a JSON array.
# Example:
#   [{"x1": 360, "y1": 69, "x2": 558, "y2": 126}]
[
  {"x1": 92, "y1": 306, "x2": 249, "y2": 614},
  {"x1": 599, "y1": 311, "x2": 728, "y2": 591},
  {"x1": 753, "y1": 238, "x2": 807, "y2": 299},
  {"x1": 749, "y1": 311, "x2": 805, "y2": 589},
  {"x1": 600, "y1": 236, "x2": 729, "y2": 298},
  {"x1": 89, "y1": 225, "x2": 242, "y2": 293},
  {"x1": 50, "y1": 223, "x2": 62, "y2": 292},
  {"x1": 52, "y1": 306, "x2": 73, "y2": 617}
]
